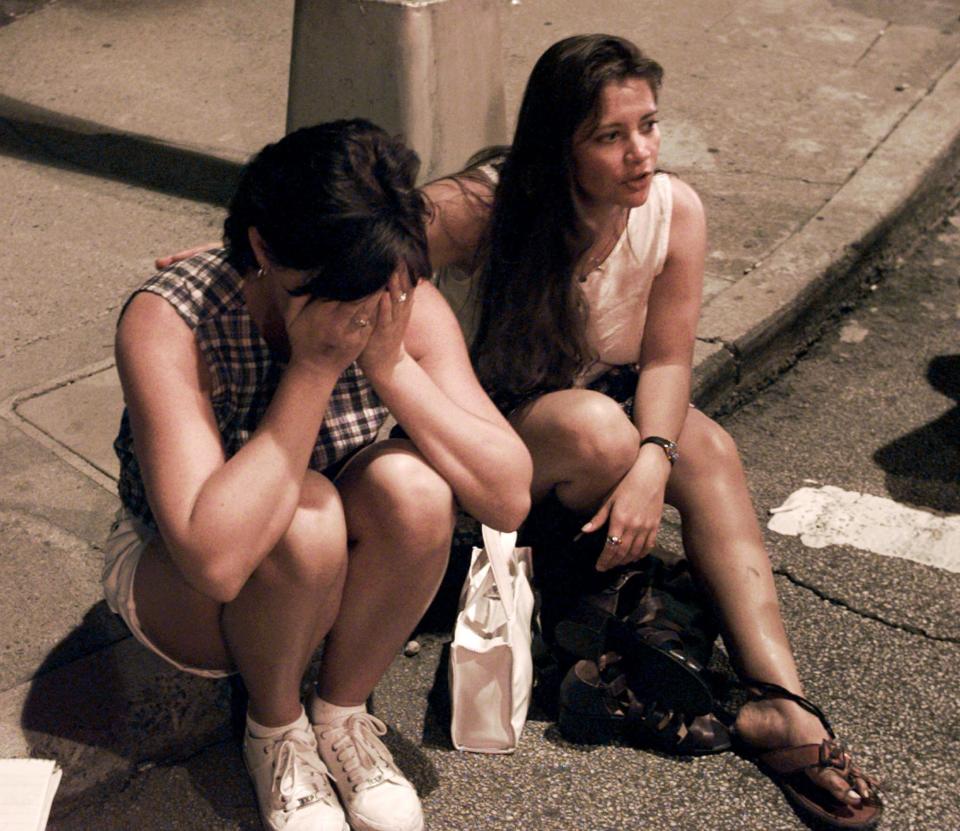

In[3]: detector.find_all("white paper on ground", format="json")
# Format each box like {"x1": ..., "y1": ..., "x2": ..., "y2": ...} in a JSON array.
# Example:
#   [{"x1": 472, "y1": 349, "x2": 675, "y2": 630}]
[
  {"x1": 0, "y1": 759, "x2": 62, "y2": 831},
  {"x1": 768, "y1": 485, "x2": 960, "y2": 573}
]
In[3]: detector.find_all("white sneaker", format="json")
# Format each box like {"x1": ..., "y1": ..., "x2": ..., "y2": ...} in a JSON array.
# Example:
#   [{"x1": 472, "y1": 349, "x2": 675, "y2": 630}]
[
  {"x1": 314, "y1": 712, "x2": 424, "y2": 831},
  {"x1": 244, "y1": 722, "x2": 349, "y2": 831}
]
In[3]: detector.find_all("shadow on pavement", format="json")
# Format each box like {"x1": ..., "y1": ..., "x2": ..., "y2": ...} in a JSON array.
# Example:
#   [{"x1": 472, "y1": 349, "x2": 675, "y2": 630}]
[
  {"x1": 873, "y1": 354, "x2": 960, "y2": 513},
  {"x1": 21, "y1": 603, "x2": 235, "y2": 806}
]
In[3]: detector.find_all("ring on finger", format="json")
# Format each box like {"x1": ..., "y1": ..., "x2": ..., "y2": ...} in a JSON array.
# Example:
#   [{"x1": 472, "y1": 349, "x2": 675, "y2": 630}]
[
  {"x1": 606, "y1": 535, "x2": 622, "y2": 547},
  {"x1": 398, "y1": 291, "x2": 408, "y2": 303}
]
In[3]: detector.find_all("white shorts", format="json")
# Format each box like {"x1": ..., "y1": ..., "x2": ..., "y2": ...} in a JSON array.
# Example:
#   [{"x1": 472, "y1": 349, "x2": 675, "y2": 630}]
[{"x1": 102, "y1": 508, "x2": 234, "y2": 679}]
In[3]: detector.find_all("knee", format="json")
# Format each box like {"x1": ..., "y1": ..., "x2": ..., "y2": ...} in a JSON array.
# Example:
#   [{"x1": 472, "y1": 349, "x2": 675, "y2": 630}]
[
  {"x1": 354, "y1": 453, "x2": 455, "y2": 569},
  {"x1": 560, "y1": 393, "x2": 639, "y2": 475},
  {"x1": 260, "y1": 474, "x2": 348, "y2": 592},
  {"x1": 683, "y1": 417, "x2": 740, "y2": 476}
]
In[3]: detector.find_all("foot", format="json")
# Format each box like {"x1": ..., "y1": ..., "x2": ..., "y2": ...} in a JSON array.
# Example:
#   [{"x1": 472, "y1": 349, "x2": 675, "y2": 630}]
[
  {"x1": 314, "y1": 711, "x2": 424, "y2": 831},
  {"x1": 735, "y1": 697, "x2": 874, "y2": 806},
  {"x1": 243, "y1": 722, "x2": 348, "y2": 831}
]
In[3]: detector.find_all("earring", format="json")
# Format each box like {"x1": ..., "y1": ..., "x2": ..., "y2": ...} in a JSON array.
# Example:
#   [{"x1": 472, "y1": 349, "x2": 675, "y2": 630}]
[{"x1": 256, "y1": 267, "x2": 266, "y2": 280}]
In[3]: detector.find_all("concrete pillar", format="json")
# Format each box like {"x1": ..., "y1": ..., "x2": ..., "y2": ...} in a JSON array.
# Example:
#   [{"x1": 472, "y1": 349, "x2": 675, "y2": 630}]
[{"x1": 287, "y1": 0, "x2": 507, "y2": 182}]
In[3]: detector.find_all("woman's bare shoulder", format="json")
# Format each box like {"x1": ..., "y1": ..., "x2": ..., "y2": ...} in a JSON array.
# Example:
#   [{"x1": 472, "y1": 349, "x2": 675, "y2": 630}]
[
  {"x1": 422, "y1": 172, "x2": 494, "y2": 205},
  {"x1": 116, "y1": 291, "x2": 204, "y2": 394},
  {"x1": 664, "y1": 175, "x2": 706, "y2": 251},
  {"x1": 117, "y1": 291, "x2": 192, "y2": 348},
  {"x1": 666, "y1": 174, "x2": 705, "y2": 224},
  {"x1": 422, "y1": 173, "x2": 495, "y2": 270}
]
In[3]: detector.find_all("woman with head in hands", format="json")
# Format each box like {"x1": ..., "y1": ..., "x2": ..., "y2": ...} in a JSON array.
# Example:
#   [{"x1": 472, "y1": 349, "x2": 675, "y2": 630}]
[{"x1": 107, "y1": 119, "x2": 531, "y2": 831}]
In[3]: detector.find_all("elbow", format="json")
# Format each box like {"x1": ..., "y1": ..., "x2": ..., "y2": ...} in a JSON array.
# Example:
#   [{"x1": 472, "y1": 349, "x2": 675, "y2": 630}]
[
  {"x1": 480, "y1": 463, "x2": 533, "y2": 533},
  {"x1": 499, "y1": 489, "x2": 532, "y2": 533},
  {"x1": 464, "y1": 474, "x2": 530, "y2": 533},
  {"x1": 459, "y1": 441, "x2": 533, "y2": 532},
  {"x1": 499, "y1": 450, "x2": 534, "y2": 531},
  {"x1": 194, "y1": 570, "x2": 246, "y2": 605},
  {"x1": 174, "y1": 544, "x2": 253, "y2": 605}
]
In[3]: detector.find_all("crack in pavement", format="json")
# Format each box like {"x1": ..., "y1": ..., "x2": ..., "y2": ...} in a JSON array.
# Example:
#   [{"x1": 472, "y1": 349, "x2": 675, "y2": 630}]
[
  {"x1": 853, "y1": 21, "x2": 890, "y2": 67},
  {"x1": 775, "y1": 566, "x2": 960, "y2": 645}
]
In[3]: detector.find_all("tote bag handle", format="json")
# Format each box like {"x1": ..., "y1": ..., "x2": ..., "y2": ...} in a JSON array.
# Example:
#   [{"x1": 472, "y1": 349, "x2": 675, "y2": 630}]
[{"x1": 480, "y1": 525, "x2": 518, "y2": 621}]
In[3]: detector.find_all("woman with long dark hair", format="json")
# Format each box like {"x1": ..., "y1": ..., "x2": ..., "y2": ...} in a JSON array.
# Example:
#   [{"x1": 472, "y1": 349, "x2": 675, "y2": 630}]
[
  {"x1": 430, "y1": 34, "x2": 882, "y2": 831},
  {"x1": 108, "y1": 119, "x2": 531, "y2": 831}
]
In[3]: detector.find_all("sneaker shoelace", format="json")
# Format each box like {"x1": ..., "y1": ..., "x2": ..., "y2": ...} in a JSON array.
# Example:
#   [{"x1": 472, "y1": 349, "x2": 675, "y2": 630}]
[
  {"x1": 271, "y1": 729, "x2": 336, "y2": 812},
  {"x1": 323, "y1": 713, "x2": 398, "y2": 794}
]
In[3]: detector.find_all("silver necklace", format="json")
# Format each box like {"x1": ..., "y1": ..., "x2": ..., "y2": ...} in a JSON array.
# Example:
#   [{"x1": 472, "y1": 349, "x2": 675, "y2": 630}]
[{"x1": 578, "y1": 209, "x2": 628, "y2": 282}]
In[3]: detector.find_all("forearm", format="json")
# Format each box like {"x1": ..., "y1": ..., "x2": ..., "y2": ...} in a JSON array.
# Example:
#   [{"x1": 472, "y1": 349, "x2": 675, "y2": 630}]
[
  {"x1": 170, "y1": 362, "x2": 340, "y2": 592},
  {"x1": 368, "y1": 354, "x2": 531, "y2": 529},
  {"x1": 633, "y1": 360, "x2": 691, "y2": 441},
  {"x1": 628, "y1": 361, "x2": 691, "y2": 478}
]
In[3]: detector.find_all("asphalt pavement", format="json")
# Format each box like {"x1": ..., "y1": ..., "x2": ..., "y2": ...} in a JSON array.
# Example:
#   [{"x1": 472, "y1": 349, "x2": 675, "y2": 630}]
[{"x1": 1, "y1": 1, "x2": 959, "y2": 829}]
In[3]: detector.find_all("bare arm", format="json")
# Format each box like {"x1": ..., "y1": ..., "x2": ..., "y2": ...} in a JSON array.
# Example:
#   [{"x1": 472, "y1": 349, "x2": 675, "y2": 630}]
[
  {"x1": 586, "y1": 177, "x2": 707, "y2": 567},
  {"x1": 359, "y1": 276, "x2": 532, "y2": 530},
  {"x1": 632, "y1": 176, "x2": 706, "y2": 449},
  {"x1": 117, "y1": 290, "x2": 375, "y2": 602}
]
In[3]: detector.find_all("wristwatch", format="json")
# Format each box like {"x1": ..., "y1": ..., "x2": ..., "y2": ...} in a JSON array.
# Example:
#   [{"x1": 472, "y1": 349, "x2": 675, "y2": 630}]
[{"x1": 640, "y1": 435, "x2": 679, "y2": 465}]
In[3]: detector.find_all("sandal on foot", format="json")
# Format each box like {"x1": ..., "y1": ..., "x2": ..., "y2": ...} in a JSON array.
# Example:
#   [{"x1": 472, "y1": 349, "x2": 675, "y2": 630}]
[
  {"x1": 558, "y1": 655, "x2": 732, "y2": 756},
  {"x1": 554, "y1": 577, "x2": 714, "y2": 716},
  {"x1": 741, "y1": 679, "x2": 883, "y2": 831}
]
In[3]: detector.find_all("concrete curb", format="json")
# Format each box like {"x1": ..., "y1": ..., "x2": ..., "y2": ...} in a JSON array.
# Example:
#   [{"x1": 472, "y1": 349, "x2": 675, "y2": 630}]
[
  {"x1": 692, "y1": 56, "x2": 960, "y2": 414},
  {"x1": 0, "y1": 94, "x2": 242, "y2": 206},
  {"x1": 7, "y1": 57, "x2": 959, "y2": 419}
]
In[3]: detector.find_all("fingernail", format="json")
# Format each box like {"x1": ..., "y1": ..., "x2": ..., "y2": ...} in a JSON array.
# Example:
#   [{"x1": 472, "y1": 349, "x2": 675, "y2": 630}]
[
  {"x1": 581, "y1": 523, "x2": 592, "y2": 533},
  {"x1": 847, "y1": 789, "x2": 861, "y2": 803}
]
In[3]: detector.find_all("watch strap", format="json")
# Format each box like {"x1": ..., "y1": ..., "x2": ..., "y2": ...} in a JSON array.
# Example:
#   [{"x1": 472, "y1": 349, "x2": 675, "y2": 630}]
[{"x1": 640, "y1": 435, "x2": 679, "y2": 465}]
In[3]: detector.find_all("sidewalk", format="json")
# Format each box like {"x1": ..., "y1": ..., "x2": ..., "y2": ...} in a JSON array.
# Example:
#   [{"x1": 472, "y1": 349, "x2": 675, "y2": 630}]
[{"x1": 1, "y1": 0, "x2": 959, "y2": 827}]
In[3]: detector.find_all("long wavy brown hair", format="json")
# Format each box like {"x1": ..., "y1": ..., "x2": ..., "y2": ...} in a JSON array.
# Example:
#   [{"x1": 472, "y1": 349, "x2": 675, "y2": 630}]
[{"x1": 470, "y1": 35, "x2": 663, "y2": 411}]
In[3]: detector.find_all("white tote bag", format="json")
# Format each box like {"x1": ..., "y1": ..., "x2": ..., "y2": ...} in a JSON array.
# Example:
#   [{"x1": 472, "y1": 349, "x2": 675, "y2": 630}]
[{"x1": 449, "y1": 525, "x2": 535, "y2": 753}]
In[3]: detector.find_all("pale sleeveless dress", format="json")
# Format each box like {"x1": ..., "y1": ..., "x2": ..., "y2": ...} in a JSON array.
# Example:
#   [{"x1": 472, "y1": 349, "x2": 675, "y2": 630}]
[{"x1": 437, "y1": 172, "x2": 673, "y2": 386}]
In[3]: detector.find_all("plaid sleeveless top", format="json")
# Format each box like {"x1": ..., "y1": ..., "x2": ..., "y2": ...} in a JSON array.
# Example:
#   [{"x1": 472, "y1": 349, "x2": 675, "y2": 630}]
[{"x1": 114, "y1": 250, "x2": 388, "y2": 529}]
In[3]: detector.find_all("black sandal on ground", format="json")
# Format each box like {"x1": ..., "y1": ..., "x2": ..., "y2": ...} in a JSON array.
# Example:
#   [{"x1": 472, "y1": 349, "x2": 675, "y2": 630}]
[
  {"x1": 553, "y1": 568, "x2": 715, "y2": 716},
  {"x1": 738, "y1": 679, "x2": 883, "y2": 831},
  {"x1": 558, "y1": 653, "x2": 732, "y2": 755}
]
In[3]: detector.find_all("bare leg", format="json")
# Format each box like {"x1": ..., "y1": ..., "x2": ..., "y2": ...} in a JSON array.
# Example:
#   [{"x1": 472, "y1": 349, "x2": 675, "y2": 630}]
[
  {"x1": 664, "y1": 410, "x2": 862, "y2": 802},
  {"x1": 316, "y1": 440, "x2": 455, "y2": 705},
  {"x1": 511, "y1": 389, "x2": 639, "y2": 510},
  {"x1": 134, "y1": 471, "x2": 348, "y2": 726},
  {"x1": 516, "y1": 393, "x2": 860, "y2": 803},
  {"x1": 662, "y1": 410, "x2": 801, "y2": 684}
]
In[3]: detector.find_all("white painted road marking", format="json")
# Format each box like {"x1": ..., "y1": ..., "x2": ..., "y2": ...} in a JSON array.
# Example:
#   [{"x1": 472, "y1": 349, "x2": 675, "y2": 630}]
[{"x1": 768, "y1": 485, "x2": 960, "y2": 573}]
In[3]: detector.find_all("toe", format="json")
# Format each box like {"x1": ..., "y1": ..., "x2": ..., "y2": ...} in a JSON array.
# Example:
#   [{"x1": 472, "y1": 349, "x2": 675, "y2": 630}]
[
  {"x1": 812, "y1": 767, "x2": 861, "y2": 805},
  {"x1": 852, "y1": 771, "x2": 873, "y2": 802}
]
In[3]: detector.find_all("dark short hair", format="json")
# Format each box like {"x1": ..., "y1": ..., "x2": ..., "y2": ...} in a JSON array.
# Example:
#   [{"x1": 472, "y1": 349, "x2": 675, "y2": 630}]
[{"x1": 223, "y1": 119, "x2": 429, "y2": 301}]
